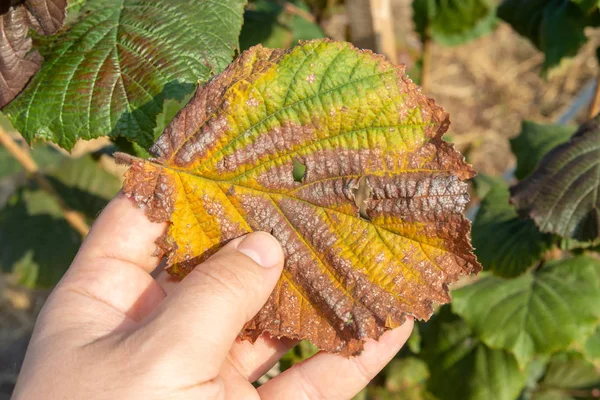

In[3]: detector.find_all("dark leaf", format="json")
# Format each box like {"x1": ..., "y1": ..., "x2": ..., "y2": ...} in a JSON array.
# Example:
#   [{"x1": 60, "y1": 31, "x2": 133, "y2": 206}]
[
  {"x1": 498, "y1": 0, "x2": 600, "y2": 72},
  {"x1": 0, "y1": 0, "x2": 66, "y2": 107},
  {"x1": 510, "y1": 116, "x2": 600, "y2": 241}
]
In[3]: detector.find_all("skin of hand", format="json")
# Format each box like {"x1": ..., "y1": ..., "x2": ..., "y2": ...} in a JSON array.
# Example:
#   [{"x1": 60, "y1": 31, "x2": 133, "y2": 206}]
[{"x1": 12, "y1": 194, "x2": 413, "y2": 400}]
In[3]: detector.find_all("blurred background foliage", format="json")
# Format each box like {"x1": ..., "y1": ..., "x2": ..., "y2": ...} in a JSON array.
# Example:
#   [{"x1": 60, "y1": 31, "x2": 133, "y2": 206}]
[{"x1": 1, "y1": 0, "x2": 599, "y2": 398}]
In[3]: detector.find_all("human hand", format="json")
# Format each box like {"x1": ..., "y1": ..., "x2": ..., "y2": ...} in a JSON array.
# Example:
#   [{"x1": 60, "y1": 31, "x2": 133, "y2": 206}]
[{"x1": 12, "y1": 194, "x2": 413, "y2": 400}]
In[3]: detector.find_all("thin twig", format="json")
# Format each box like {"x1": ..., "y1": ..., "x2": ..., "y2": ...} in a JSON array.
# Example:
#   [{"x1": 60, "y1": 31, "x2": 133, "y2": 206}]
[
  {"x1": 0, "y1": 128, "x2": 90, "y2": 236},
  {"x1": 420, "y1": 34, "x2": 432, "y2": 93},
  {"x1": 588, "y1": 76, "x2": 600, "y2": 119},
  {"x1": 282, "y1": 1, "x2": 316, "y2": 23}
]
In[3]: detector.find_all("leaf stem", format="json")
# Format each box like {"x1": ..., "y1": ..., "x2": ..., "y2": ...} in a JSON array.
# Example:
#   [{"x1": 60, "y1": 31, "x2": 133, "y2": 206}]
[
  {"x1": 588, "y1": 76, "x2": 600, "y2": 119},
  {"x1": 420, "y1": 33, "x2": 431, "y2": 93},
  {"x1": 0, "y1": 128, "x2": 90, "y2": 236},
  {"x1": 282, "y1": 1, "x2": 316, "y2": 23}
]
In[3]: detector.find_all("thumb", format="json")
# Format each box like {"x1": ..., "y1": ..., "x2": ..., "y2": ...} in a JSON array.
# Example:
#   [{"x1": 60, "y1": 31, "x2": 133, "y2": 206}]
[{"x1": 132, "y1": 232, "x2": 284, "y2": 379}]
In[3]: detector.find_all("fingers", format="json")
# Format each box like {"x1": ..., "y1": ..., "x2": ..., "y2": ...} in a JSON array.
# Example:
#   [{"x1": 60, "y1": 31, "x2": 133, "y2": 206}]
[
  {"x1": 75, "y1": 193, "x2": 167, "y2": 273},
  {"x1": 50, "y1": 194, "x2": 167, "y2": 328},
  {"x1": 257, "y1": 319, "x2": 414, "y2": 400},
  {"x1": 133, "y1": 232, "x2": 285, "y2": 382}
]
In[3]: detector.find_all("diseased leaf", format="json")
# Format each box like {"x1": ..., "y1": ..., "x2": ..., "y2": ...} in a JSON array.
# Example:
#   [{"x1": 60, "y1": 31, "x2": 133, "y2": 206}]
[
  {"x1": 453, "y1": 256, "x2": 600, "y2": 367},
  {"x1": 382, "y1": 356, "x2": 433, "y2": 399},
  {"x1": 119, "y1": 39, "x2": 481, "y2": 355},
  {"x1": 4, "y1": 0, "x2": 246, "y2": 150},
  {"x1": 510, "y1": 116, "x2": 600, "y2": 241},
  {"x1": 498, "y1": 0, "x2": 600, "y2": 72},
  {"x1": 421, "y1": 307, "x2": 526, "y2": 400},
  {"x1": 510, "y1": 121, "x2": 575, "y2": 180},
  {"x1": 412, "y1": 0, "x2": 497, "y2": 47},
  {"x1": 0, "y1": 0, "x2": 67, "y2": 107},
  {"x1": 472, "y1": 178, "x2": 555, "y2": 277}
]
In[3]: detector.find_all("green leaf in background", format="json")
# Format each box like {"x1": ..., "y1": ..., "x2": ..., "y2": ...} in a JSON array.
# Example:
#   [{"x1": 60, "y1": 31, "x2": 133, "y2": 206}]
[
  {"x1": 0, "y1": 142, "x2": 63, "y2": 180},
  {"x1": 380, "y1": 357, "x2": 435, "y2": 400},
  {"x1": 279, "y1": 341, "x2": 319, "y2": 372},
  {"x1": 412, "y1": 0, "x2": 497, "y2": 47},
  {"x1": 421, "y1": 307, "x2": 526, "y2": 400},
  {"x1": 240, "y1": 0, "x2": 324, "y2": 51},
  {"x1": 0, "y1": 188, "x2": 82, "y2": 288},
  {"x1": 3, "y1": 0, "x2": 246, "y2": 150},
  {"x1": 511, "y1": 115, "x2": 600, "y2": 241},
  {"x1": 541, "y1": 352, "x2": 600, "y2": 389},
  {"x1": 472, "y1": 178, "x2": 555, "y2": 277},
  {"x1": 572, "y1": 0, "x2": 600, "y2": 13},
  {"x1": 584, "y1": 326, "x2": 600, "y2": 365},
  {"x1": 453, "y1": 256, "x2": 600, "y2": 367},
  {"x1": 510, "y1": 121, "x2": 574, "y2": 180},
  {"x1": 0, "y1": 155, "x2": 120, "y2": 287},
  {"x1": 47, "y1": 155, "x2": 121, "y2": 219},
  {"x1": 472, "y1": 172, "x2": 505, "y2": 199},
  {"x1": 532, "y1": 352, "x2": 600, "y2": 399},
  {"x1": 498, "y1": 0, "x2": 600, "y2": 72}
]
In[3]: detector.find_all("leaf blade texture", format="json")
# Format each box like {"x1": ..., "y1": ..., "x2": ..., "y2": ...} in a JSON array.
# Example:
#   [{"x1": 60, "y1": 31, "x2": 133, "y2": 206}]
[
  {"x1": 510, "y1": 116, "x2": 600, "y2": 241},
  {"x1": 0, "y1": 0, "x2": 67, "y2": 107},
  {"x1": 472, "y1": 177, "x2": 555, "y2": 277},
  {"x1": 121, "y1": 39, "x2": 481, "y2": 355},
  {"x1": 3, "y1": 0, "x2": 246, "y2": 150},
  {"x1": 453, "y1": 255, "x2": 600, "y2": 367}
]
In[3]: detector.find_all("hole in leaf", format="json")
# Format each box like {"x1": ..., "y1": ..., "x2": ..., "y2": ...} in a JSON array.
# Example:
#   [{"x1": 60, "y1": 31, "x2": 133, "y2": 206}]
[
  {"x1": 352, "y1": 176, "x2": 372, "y2": 220},
  {"x1": 292, "y1": 159, "x2": 306, "y2": 183}
]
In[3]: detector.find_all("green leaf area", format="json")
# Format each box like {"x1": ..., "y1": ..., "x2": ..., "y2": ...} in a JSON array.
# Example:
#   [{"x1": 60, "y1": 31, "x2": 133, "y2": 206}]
[
  {"x1": 453, "y1": 256, "x2": 600, "y2": 368},
  {"x1": 0, "y1": 153, "x2": 120, "y2": 288},
  {"x1": 420, "y1": 306, "x2": 526, "y2": 400},
  {"x1": 412, "y1": 0, "x2": 497, "y2": 46},
  {"x1": 498, "y1": 0, "x2": 600, "y2": 72},
  {"x1": 240, "y1": 0, "x2": 324, "y2": 51},
  {"x1": 4, "y1": 0, "x2": 246, "y2": 150},
  {"x1": 472, "y1": 176, "x2": 555, "y2": 277}
]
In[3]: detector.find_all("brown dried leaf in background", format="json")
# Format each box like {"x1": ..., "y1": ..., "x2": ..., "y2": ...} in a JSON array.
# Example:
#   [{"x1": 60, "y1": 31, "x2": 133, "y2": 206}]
[
  {"x1": 120, "y1": 39, "x2": 481, "y2": 355},
  {"x1": 0, "y1": 0, "x2": 66, "y2": 108}
]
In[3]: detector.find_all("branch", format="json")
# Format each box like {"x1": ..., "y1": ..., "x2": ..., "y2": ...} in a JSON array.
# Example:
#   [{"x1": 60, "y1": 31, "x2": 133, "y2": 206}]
[
  {"x1": 589, "y1": 76, "x2": 600, "y2": 119},
  {"x1": 0, "y1": 128, "x2": 90, "y2": 236},
  {"x1": 282, "y1": 1, "x2": 316, "y2": 23},
  {"x1": 420, "y1": 33, "x2": 432, "y2": 93}
]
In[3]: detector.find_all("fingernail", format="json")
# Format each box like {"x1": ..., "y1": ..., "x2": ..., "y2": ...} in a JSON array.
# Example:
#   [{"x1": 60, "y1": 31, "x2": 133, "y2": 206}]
[{"x1": 237, "y1": 232, "x2": 283, "y2": 268}]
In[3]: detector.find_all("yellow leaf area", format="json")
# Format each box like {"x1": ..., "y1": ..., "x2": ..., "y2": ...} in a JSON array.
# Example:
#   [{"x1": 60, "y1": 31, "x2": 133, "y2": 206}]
[{"x1": 121, "y1": 39, "x2": 481, "y2": 355}]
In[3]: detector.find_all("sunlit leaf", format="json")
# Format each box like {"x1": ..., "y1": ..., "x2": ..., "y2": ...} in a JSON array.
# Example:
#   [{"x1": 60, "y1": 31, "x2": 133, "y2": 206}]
[
  {"x1": 453, "y1": 256, "x2": 600, "y2": 367},
  {"x1": 4, "y1": 0, "x2": 246, "y2": 150},
  {"x1": 472, "y1": 178, "x2": 555, "y2": 277},
  {"x1": 119, "y1": 39, "x2": 481, "y2": 355},
  {"x1": 421, "y1": 307, "x2": 526, "y2": 400},
  {"x1": 511, "y1": 116, "x2": 600, "y2": 241},
  {"x1": 510, "y1": 121, "x2": 574, "y2": 180}
]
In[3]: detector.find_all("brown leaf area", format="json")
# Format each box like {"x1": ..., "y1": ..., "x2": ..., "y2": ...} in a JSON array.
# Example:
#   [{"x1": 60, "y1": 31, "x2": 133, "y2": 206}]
[
  {"x1": 120, "y1": 40, "x2": 481, "y2": 355},
  {"x1": 0, "y1": 0, "x2": 66, "y2": 108}
]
